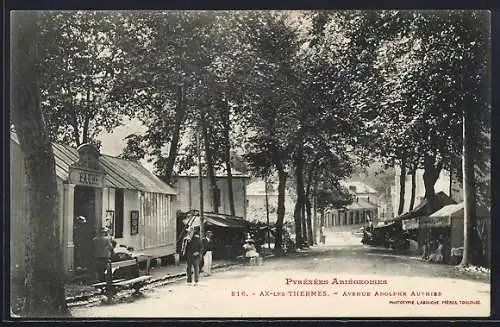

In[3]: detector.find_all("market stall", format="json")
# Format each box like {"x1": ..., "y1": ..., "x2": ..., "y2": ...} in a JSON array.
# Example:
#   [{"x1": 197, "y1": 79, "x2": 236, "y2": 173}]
[{"x1": 180, "y1": 211, "x2": 250, "y2": 260}]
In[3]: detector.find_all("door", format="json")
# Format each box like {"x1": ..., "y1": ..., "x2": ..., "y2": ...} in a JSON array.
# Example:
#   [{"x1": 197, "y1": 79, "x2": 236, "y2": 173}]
[{"x1": 73, "y1": 186, "x2": 96, "y2": 269}]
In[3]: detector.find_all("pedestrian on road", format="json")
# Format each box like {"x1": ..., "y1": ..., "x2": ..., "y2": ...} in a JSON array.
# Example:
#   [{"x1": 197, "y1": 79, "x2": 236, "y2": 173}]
[
  {"x1": 320, "y1": 225, "x2": 326, "y2": 244},
  {"x1": 92, "y1": 227, "x2": 114, "y2": 282},
  {"x1": 202, "y1": 230, "x2": 214, "y2": 276},
  {"x1": 182, "y1": 227, "x2": 202, "y2": 286}
]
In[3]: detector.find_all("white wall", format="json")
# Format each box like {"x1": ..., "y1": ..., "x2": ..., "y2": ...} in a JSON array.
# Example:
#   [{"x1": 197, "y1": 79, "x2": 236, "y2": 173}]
[
  {"x1": 102, "y1": 187, "x2": 176, "y2": 253},
  {"x1": 246, "y1": 194, "x2": 295, "y2": 223},
  {"x1": 174, "y1": 176, "x2": 249, "y2": 218}
]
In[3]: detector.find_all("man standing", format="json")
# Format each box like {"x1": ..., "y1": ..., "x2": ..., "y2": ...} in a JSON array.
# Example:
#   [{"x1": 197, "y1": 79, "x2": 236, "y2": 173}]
[
  {"x1": 202, "y1": 231, "x2": 214, "y2": 276},
  {"x1": 183, "y1": 227, "x2": 202, "y2": 286},
  {"x1": 92, "y1": 227, "x2": 114, "y2": 282}
]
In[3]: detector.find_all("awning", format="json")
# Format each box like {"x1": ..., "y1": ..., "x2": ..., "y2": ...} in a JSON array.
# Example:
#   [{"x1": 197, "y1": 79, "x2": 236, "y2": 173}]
[
  {"x1": 374, "y1": 221, "x2": 395, "y2": 229},
  {"x1": 393, "y1": 191, "x2": 456, "y2": 221},
  {"x1": 429, "y1": 202, "x2": 490, "y2": 219},
  {"x1": 419, "y1": 215, "x2": 451, "y2": 228},
  {"x1": 402, "y1": 218, "x2": 419, "y2": 230},
  {"x1": 183, "y1": 212, "x2": 249, "y2": 229},
  {"x1": 205, "y1": 213, "x2": 249, "y2": 229}
]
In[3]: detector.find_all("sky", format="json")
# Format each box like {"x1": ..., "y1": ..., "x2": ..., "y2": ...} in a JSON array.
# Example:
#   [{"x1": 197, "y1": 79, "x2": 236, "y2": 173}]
[{"x1": 97, "y1": 117, "x2": 156, "y2": 171}]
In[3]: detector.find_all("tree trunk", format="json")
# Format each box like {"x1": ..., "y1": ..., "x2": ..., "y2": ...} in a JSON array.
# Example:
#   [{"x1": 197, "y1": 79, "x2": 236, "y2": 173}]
[
  {"x1": 70, "y1": 104, "x2": 80, "y2": 146},
  {"x1": 11, "y1": 11, "x2": 70, "y2": 317},
  {"x1": 82, "y1": 84, "x2": 91, "y2": 144},
  {"x1": 163, "y1": 84, "x2": 186, "y2": 182},
  {"x1": 200, "y1": 113, "x2": 218, "y2": 213},
  {"x1": 222, "y1": 99, "x2": 235, "y2": 216},
  {"x1": 82, "y1": 114, "x2": 90, "y2": 144},
  {"x1": 304, "y1": 166, "x2": 315, "y2": 247},
  {"x1": 397, "y1": 156, "x2": 406, "y2": 215},
  {"x1": 312, "y1": 182, "x2": 318, "y2": 245},
  {"x1": 460, "y1": 102, "x2": 482, "y2": 267},
  {"x1": 449, "y1": 165, "x2": 453, "y2": 198},
  {"x1": 301, "y1": 199, "x2": 308, "y2": 246},
  {"x1": 423, "y1": 155, "x2": 443, "y2": 214},
  {"x1": 273, "y1": 165, "x2": 287, "y2": 256},
  {"x1": 293, "y1": 143, "x2": 306, "y2": 248},
  {"x1": 409, "y1": 168, "x2": 417, "y2": 211},
  {"x1": 305, "y1": 196, "x2": 313, "y2": 246}
]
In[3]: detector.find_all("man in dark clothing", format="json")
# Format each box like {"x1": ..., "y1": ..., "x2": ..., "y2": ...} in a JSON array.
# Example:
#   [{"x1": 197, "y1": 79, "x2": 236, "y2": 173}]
[
  {"x1": 183, "y1": 228, "x2": 202, "y2": 286},
  {"x1": 92, "y1": 227, "x2": 114, "y2": 282}
]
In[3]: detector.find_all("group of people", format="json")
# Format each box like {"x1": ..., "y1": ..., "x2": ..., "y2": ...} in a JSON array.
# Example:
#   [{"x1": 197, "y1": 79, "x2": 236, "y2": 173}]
[
  {"x1": 422, "y1": 235, "x2": 449, "y2": 264},
  {"x1": 181, "y1": 227, "x2": 214, "y2": 286}
]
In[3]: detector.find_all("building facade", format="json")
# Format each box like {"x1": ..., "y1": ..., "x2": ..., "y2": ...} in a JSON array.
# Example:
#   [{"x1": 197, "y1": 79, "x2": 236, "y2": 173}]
[
  {"x1": 341, "y1": 180, "x2": 378, "y2": 204},
  {"x1": 10, "y1": 133, "x2": 177, "y2": 278},
  {"x1": 172, "y1": 171, "x2": 250, "y2": 219},
  {"x1": 323, "y1": 198, "x2": 378, "y2": 228},
  {"x1": 246, "y1": 179, "x2": 295, "y2": 223}
]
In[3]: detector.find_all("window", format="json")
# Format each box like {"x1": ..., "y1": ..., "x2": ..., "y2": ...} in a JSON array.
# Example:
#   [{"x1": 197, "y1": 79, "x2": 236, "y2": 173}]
[
  {"x1": 349, "y1": 185, "x2": 357, "y2": 192},
  {"x1": 115, "y1": 188, "x2": 124, "y2": 238}
]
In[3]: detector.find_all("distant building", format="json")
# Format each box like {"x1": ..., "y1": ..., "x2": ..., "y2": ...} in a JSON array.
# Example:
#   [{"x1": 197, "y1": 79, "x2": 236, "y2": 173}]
[
  {"x1": 340, "y1": 180, "x2": 378, "y2": 204},
  {"x1": 323, "y1": 198, "x2": 378, "y2": 227},
  {"x1": 171, "y1": 168, "x2": 250, "y2": 219},
  {"x1": 323, "y1": 180, "x2": 379, "y2": 228},
  {"x1": 246, "y1": 179, "x2": 295, "y2": 223}
]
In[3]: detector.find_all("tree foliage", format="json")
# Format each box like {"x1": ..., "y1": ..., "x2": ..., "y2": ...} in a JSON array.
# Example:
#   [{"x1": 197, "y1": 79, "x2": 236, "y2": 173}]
[{"x1": 38, "y1": 11, "x2": 127, "y2": 146}]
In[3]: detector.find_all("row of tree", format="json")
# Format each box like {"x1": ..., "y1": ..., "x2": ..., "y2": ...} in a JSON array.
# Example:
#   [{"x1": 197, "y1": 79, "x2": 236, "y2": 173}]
[
  {"x1": 34, "y1": 9, "x2": 490, "y2": 257},
  {"x1": 11, "y1": 10, "x2": 490, "y2": 316}
]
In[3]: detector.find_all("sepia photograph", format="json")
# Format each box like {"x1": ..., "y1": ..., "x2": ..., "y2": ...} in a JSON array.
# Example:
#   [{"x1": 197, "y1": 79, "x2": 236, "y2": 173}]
[{"x1": 8, "y1": 9, "x2": 491, "y2": 319}]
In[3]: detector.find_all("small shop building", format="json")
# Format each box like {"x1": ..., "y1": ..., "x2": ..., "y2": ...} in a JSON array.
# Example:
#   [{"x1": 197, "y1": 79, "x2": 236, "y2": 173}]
[
  {"x1": 10, "y1": 133, "x2": 177, "y2": 279},
  {"x1": 180, "y1": 211, "x2": 250, "y2": 259},
  {"x1": 402, "y1": 202, "x2": 490, "y2": 265}
]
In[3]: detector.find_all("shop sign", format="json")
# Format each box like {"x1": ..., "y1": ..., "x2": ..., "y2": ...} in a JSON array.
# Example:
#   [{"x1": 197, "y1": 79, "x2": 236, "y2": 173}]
[
  {"x1": 402, "y1": 218, "x2": 419, "y2": 230},
  {"x1": 419, "y1": 216, "x2": 451, "y2": 228},
  {"x1": 69, "y1": 168, "x2": 105, "y2": 187}
]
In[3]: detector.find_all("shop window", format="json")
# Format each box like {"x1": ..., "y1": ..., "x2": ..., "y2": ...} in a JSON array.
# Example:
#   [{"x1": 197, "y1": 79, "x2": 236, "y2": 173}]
[{"x1": 115, "y1": 188, "x2": 124, "y2": 238}]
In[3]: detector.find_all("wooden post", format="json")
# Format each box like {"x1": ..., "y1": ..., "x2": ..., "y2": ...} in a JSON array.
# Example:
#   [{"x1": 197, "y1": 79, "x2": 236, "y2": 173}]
[{"x1": 105, "y1": 259, "x2": 113, "y2": 301}]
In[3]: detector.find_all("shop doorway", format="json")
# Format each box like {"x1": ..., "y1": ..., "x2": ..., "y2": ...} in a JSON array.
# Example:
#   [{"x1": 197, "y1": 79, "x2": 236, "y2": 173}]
[{"x1": 73, "y1": 186, "x2": 97, "y2": 270}]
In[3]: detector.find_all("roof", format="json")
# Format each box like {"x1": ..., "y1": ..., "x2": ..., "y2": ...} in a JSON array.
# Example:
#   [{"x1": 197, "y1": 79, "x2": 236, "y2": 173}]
[
  {"x1": 183, "y1": 212, "x2": 249, "y2": 229},
  {"x1": 11, "y1": 133, "x2": 176, "y2": 195},
  {"x1": 176, "y1": 166, "x2": 250, "y2": 178},
  {"x1": 341, "y1": 180, "x2": 377, "y2": 194},
  {"x1": 246, "y1": 180, "x2": 290, "y2": 196},
  {"x1": 374, "y1": 221, "x2": 395, "y2": 229},
  {"x1": 430, "y1": 202, "x2": 490, "y2": 219},
  {"x1": 346, "y1": 198, "x2": 377, "y2": 210},
  {"x1": 394, "y1": 191, "x2": 456, "y2": 221}
]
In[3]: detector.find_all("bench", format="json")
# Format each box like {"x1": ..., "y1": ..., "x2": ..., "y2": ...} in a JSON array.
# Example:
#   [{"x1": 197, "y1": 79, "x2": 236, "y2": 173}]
[{"x1": 91, "y1": 258, "x2": 152, "y2": 299}]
